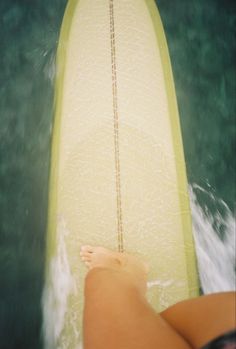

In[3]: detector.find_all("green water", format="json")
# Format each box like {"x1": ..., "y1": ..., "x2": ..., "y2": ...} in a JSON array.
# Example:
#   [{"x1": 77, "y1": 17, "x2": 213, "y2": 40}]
[
  {"x1": 158, "y1": 0, "x2": 236, "y2": 212},
  {"x1": 0, "y1": 1, "x2": 235, "y2": 348}
]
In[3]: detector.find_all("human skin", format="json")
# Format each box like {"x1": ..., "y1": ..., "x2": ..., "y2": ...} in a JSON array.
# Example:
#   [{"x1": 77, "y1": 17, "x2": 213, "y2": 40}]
[{"x1": 80, "y1": 245, "x2": 236, "y2": 349}]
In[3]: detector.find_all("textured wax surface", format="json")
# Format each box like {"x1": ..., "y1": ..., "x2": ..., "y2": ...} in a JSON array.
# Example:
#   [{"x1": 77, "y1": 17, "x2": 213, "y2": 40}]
[{"x1": 44, "y1": 0, "x2": 198, "y2": 347}]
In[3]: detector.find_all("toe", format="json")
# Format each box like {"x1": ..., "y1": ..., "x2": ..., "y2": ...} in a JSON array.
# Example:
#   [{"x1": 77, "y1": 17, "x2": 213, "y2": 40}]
[
  {"x1": 81, "y1": 255, "x2": 91, "y2": 262},
  {"x1": 85, "y1": 261, "x2": 91, "y2": 268},
  {"x1": 80, "y1": 251, "x2": 92, "y2": 258},
  {"x1": 81, "y1": 245, "x2": 94, "y2": 253}
]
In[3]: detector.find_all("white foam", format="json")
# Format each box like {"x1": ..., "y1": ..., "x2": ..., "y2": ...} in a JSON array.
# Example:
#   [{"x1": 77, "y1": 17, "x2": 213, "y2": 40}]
[
  {"x1": 42, "y1": 216, "x2": 77, "y2": 349},
  {"x1": 189, "y1": 184, "x2": 236, "y2": 294}
]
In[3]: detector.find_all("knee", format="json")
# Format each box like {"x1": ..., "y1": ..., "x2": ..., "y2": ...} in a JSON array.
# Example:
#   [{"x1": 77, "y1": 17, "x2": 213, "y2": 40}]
[
  {"x1": 83, "y1": 267, "x2": 130, "y2": 311},
  {"x1": 85, "y1": 267, "x2": 112, "y2": 283},
  {"x1": 84, "y1": 267, "x2": 135, "y2": 298},
  {"x1": 84, "y1": 267, "x2": 115, "y2": 295}
]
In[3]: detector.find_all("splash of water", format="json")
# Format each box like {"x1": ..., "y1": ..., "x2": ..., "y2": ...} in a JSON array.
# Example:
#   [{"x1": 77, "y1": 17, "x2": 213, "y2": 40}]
[
  {"x1": 42, "y1": 216, "x2": 78, "y2": 349},
  {"x1": 189, "y1": 184, "x2": 236, "y2": 294}
]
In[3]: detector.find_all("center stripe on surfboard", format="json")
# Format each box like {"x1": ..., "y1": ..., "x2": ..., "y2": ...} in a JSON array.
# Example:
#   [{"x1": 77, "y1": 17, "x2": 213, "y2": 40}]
[{"x1": 109, "y1": 0, "x2": 124, "y2": 253}]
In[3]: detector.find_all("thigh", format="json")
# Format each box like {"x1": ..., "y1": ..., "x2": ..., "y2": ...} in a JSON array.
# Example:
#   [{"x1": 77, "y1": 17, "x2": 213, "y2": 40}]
[
  {"x1": 161, "y1": 292, "x2": 236, "y2": 349},
  {"x1": 83, "y1": 268, "x2": 193, "y2": 349}
]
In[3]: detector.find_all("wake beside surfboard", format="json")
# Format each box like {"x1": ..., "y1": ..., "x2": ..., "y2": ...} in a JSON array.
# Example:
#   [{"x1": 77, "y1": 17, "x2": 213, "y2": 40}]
[{"x1": 43, "y1": 0, "x2": 199, "y2": 347}]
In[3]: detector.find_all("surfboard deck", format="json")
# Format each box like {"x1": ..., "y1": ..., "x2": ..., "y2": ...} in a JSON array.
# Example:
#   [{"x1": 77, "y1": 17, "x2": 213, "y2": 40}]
[{"x1": 44, "y1": 0, "x2": 199, "y2": 347}]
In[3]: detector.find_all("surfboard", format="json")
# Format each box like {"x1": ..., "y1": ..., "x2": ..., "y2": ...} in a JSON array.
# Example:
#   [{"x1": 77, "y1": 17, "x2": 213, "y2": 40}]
[{"x1": 43, "y1": 0, "x2": 199, "y2": 348}]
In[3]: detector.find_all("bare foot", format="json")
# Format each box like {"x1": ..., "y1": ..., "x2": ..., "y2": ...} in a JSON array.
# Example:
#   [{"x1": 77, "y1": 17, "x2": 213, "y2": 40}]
[{"x1": 80, "y1": 245, "x2": 148, "y2": 294}]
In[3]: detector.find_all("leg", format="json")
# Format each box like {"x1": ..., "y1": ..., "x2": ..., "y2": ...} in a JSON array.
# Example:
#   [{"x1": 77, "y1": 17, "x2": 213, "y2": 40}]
[
  {"x1": 81, "y1": 246, "x2": 192, "y2": 349},
  {"x1": 161, "y1": 291, "x2": 236, "y2": 349}
]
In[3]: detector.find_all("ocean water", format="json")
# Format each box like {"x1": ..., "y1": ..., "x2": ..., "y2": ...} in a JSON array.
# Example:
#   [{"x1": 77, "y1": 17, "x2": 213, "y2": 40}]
[{"x1": 0, "y1": 1, "x2": 235, "y2": 348}]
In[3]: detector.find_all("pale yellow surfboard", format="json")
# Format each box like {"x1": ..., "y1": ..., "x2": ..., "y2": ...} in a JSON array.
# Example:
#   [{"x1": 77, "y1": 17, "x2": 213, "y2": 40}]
[{"x1": 43, "y1": 0, "x2": 199, "y2": 348}]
